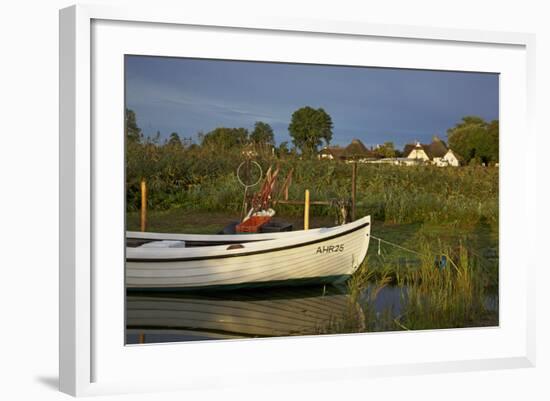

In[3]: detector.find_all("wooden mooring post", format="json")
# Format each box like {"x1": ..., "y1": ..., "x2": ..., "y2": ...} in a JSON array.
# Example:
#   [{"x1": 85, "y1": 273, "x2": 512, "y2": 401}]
[
  {"x1": 304, "y1": 189, "x2": 310, "y2": 230},
  {"x1": 277, "y1": 189, "x2": 331, "y2": 230},
  {"x1": 351, "y1": 162, "x2": 357, "y2": 221},
  {"x1": 140, "y1": 178, "x2": 147, "y2": 232}
]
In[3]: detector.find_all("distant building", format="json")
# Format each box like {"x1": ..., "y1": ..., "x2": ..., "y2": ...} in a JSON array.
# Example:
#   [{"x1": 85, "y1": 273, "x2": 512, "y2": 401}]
[
  {"x1": 319, "y1": 145, "x2": 346, "y2": 160},
  {"x1": 319, "y1": 136, "x2": 461, "y2": 166},
  {"x1": 403, "y1": 136, "x2": 461, "y2": 166},
  {"x1": 318, "y1": 139, "x2": 379, "y2": 163}
]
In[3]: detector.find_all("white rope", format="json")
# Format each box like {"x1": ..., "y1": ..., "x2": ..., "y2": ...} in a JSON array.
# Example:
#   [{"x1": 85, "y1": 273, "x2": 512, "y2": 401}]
[
  {"x1": 370, "y1": 234, "x2": 495, "y2": 275},
  {"x1": 371, "y1": 234, "x2": 493, "y2": 265},
  {"x1": 370, "y1": 235, "x2": 423, "y2": 256}
]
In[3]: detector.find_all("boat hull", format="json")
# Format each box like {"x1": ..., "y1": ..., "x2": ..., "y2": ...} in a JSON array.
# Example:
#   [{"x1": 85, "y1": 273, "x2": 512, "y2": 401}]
[
  {"x1": 126, "y1": 274, "x2": 352, "y2": 292},
  {"x1": 126, "y1": 216, "x2": 370, "y2": 290}
]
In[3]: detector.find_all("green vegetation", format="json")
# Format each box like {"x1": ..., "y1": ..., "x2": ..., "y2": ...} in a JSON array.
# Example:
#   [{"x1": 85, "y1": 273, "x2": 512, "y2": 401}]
[
  {"x1": 125, "y1": 107, "x2": 499, "y2": 333},
  {"x1": 125, "y1": 108, "x2": 498, "y2": 228},
  {"x1": 375, "y1": 141, "x2": 398, "y2": 158},
  {"x1": 288, "y1": 106, "x2": 333, "y2": 155},
  {"x1": 318, "y1": 238, "x2": 498, "y2": 334},
  {"x1": 250, "y1": 121, "x2": 275, "y2": 146},
  {"x1": 396, "y1": 241, "x2": 493, "y2": 330},
  {"x1": 448, "y1": 116, "x2": 499, "y2": 165},
  {"x1": 126, "y1": 147, "x2": 498, "y2": 229},
  {"x1": 201, "y1": 127, "x2": 249, "y2": 150}
]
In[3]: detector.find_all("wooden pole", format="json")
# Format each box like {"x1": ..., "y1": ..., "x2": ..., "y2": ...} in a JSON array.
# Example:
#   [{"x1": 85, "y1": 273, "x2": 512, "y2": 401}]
[
  {"x1": 138, "y1": 333, "x2": 145, "y2": 344},
  {"x1": 284, "y1": 182, "x2": 289, "y2": 201},
  {"x1": 304, "y1": 189, "x2": 310, "y2": 230},
  {"x1": 351, "y1": 163, "x2": 357, "y2": 222},
  {"x1": 285, "y1": 171, "x2": 292, "y2": 200},
  {"x1": 140, "y1": 178, "x2": 147, "y2": 232},
  {"x1": 241, "y1": 187, "x2": 248, "y2": 221}
]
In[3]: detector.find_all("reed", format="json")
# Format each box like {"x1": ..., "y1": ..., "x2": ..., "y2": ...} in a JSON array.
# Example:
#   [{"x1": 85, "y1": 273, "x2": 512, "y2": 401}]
[
  {"x1": 318, "y1": 237, "x2": 498, "y2": 335},
  {"x1": 395, "y1": 241, "x2": 496, "y2": 330},
  {"x1": 126, "y1": 145, "x2": 498, "y2": 230},
  {"x1": 317, "y1": 259, "x2": 396, "y2": 334}
]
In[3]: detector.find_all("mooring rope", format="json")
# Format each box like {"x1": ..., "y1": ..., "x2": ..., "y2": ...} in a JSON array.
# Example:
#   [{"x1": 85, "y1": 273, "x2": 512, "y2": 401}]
[
  {"x1": 370, "y1": 235, "x2": 423, "y2": 256},
  {"x1": 371, "y1": 234, "x2": 457, "y2": 272},
  {"x1": 370, "y1": 234, "x2": 495, "y2": 275}
]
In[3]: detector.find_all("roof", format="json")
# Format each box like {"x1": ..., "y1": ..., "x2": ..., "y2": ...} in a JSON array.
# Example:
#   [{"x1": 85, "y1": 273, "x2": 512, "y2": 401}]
[
  {"x1": 320, "y1": 139, "x2": 392, "y2": 160},
  {"x1": 403, "y1": 144, "x2": 415, "y2": 157},
  {"x1": 320, "y1": 146, "x2": 346, "y2": 159},
  {"x1": 428, "y1": 136, "x2": 448, "y2": 158},
  {"x1": 403, "y1": 143, "x2": 433, "y2": 159},
  {"x1": 403, "y1": 137, "x2": 450, "y2": 160},
  {"x1": 445, "y1": 148, "x2": 464, "y2": 162},
  {"x1": 345, "y1": 139, "x2": 375, "y2": 158}
]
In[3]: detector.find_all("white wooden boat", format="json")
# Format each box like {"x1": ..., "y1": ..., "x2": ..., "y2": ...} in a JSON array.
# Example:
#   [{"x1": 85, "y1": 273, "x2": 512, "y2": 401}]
[
  {"x1": 126, "y1": 215, "x2": 370, "y2": 290},
  {"x1": 126, "y1": 287, "x2": 359, "y2": 341},
  {"x1": 127, "y1": 222, "x2": 310, "y2": 246}
]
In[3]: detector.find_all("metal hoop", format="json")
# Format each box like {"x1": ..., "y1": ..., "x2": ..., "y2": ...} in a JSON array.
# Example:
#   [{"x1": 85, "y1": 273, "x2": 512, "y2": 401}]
[{"x1": 236, "y1": 160, "x2": 263, "y2": 188}]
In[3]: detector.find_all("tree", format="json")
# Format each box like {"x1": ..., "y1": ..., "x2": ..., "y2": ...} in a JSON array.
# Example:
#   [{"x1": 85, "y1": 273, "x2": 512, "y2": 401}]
[
  {"x1": 250, "y1": 121, "x2": 274, "y2": 145},
  {"x1": 277, "y1": 141, "x2": 290, "y2": 157},
  {"x1": 447, "y1": 116, "x2": 499, "y2": 165},
  {"x1": 167, "y1": 132, "x2": 182, "y2": 147},
  {"x1": 125, "y1": 108, "x2": 142, "y2": 143},
  {"x1": 201, "y1": 127, "x2": 249, "y2": 149},
  {"x1": 376, "y1": 141, "x2": 396, "y2": 158},
  {"x1": 288, "y1": 106, "x2": 333, "y2": 156},
  {"x1": 486, "y1": 120, "x2": 499, "y2": 163}
]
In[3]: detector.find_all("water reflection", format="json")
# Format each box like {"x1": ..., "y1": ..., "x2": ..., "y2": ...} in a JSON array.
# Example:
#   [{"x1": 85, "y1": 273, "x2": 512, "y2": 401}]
[{"x1": 126, "y1": 285, "x2": 397, "y2": 344}]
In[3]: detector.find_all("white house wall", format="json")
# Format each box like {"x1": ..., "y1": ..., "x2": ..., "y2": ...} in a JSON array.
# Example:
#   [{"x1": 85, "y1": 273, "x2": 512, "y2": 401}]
[
  {"x1": 406, "y1": 148, "x2": 430, "y2": 161},
  {"x1": 442, "y1": 150, "x2": 460, "y2": 166}
]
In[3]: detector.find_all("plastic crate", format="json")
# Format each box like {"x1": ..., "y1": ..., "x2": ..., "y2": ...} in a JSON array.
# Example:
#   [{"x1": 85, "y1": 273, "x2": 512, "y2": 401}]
[{"x1": 236, "y1": 216, "x2": 272, "y2": 233}]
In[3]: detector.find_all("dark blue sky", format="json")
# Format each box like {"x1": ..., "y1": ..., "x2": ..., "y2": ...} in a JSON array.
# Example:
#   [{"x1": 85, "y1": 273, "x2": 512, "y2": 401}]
[{"x1": 125, "y1": 55, "x2": 498, "y2": 149}]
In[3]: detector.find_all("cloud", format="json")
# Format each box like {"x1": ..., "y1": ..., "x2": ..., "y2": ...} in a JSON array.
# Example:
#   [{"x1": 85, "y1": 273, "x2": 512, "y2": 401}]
[
  {"x1": 125, "y1": 57, "x2": 498, "y2": 146},
  {"x1": 127, "y1": 77, "x2": 288, "y2": 128}
]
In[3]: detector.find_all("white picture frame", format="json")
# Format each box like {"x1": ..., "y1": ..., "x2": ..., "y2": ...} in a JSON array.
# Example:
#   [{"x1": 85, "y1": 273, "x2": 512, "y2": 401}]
[{"x1": 59, "y1": 4, "x2": 536, "y2": 397}]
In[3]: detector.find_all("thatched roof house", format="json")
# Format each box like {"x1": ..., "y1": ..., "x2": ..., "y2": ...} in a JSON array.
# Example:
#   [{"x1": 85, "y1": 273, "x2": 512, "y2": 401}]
[
  {"x1": 319, "y1": 139, "x2": 378, "y2": 162},
  {"x1": 403, "y1": 136, "x2": 461, "y2": 166},
  {"x1": 319, "y1": 145, "x2": 347, "y2": 160}
]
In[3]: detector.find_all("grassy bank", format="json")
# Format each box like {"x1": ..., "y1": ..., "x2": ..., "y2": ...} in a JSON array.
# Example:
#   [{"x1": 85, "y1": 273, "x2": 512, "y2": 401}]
[
  {"x1": 318, "y1": 237, "x2": 498, "y2": 335},
  {"x1": 128, "y1": 159, "x2": 498, "y2": 228}
]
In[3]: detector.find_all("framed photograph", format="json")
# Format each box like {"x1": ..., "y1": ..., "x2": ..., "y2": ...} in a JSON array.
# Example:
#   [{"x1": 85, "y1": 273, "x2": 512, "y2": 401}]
[{"x1": 59, "y1": 4, "x2": 536, "y2": 396}]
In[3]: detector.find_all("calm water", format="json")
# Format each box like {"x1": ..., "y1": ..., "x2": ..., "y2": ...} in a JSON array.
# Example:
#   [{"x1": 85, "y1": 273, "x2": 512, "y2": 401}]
[
  {"x1": 126, "y1": 282, "x2": 500, "y2": 345},
  {"x1": 125, "y1": 284, "x2": 415, "y2": 344}
]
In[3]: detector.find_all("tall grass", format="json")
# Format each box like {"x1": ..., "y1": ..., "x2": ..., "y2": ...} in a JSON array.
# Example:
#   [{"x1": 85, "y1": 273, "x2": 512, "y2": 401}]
[
  {"x1": 317, "y1": 260, "x2": 395, "y2": 334},
  {"x1": 318, "y1": 239, "x2": 497, "y2": 334},
  {"x1": 127, "y1": 145, "x2": 498, "y2": 228},
  {"x1": 395, "y1": 241, "x2": 494, "y2": 330}
]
